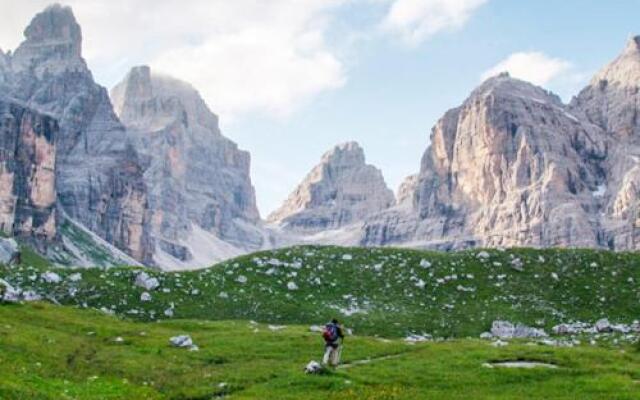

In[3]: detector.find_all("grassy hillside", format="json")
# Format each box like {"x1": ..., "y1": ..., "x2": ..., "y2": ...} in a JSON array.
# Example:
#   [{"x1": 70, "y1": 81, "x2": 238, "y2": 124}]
[
  {"x1": 0, "y1": 302, "x2": 639, "y2": 399},
  {"x1": 2, "y1": 245, "x2": 640, "y2": 338}
]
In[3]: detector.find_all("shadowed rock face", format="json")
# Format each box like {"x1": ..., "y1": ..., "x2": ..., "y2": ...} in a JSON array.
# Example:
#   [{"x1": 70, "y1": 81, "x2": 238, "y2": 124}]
[
  {"x1": 0, "y1": 5, "x2": 151, "y2": 262},
  {"x1": 0, "y1": 98, "x2": 57, "y2": 242},
  {"x1": 268, "y1": 142, "x2": 395, "y2": 232},
  {"x1": 110, "y1": 66, "x2": 262, "y2": 267}
]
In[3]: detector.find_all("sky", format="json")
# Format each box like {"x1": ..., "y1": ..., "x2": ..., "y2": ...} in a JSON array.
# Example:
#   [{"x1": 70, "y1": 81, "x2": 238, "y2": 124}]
[{"x1": 1, "y1": 0, "x2": 639, "y2": 217}]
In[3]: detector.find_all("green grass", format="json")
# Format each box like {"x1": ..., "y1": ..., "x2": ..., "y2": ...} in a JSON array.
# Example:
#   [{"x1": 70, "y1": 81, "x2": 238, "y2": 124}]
[
  {"x1": 18, "y1": 244, "x2": 54, "y2": 270},
  {"x1": 2, "y1": 245, "x2": 640, "y2": 338},
  {"x1": 0, "y1": 302, "x2": 638, "y2": 399},
  {"x1": 53, "y1": 221, "x2": 133, "y2": 267}
]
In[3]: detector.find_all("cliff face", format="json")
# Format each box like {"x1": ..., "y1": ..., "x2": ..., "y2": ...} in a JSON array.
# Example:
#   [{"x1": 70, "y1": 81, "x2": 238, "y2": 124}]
[
  {"x1": 110, "y1": 66, "x2": 262, "y2": 268},
  {"x1": 268, "y1": 142, "x2": 395, "y2": 233},
  {"x1": 0, "y1": 98, "x2": 57, "y2": 242},
  {"x1": 363, "y1": 74, "x2": 609, "y2": 250},
  {"x1": 570, "y1": 36, "x2": 640, "y2": 249},
  {"x1": 0, "y1": 5, "x2": 151, "y2": 262},
  {"x1": 363, "y1": 37, "x2": 640, "y2": 251}
]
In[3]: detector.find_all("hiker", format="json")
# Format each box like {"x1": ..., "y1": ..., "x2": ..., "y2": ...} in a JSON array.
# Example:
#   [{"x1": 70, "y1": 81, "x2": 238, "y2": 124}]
[{"x1": 322, "y1": 318, "x2": 344, "y2": 367}]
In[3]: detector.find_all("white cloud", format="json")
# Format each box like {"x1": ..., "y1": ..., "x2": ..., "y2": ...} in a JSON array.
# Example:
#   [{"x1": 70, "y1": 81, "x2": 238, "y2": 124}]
[
  {"x1": 0, "y1": 0, "x2": 348, "y2": 120},
  {"x1": 481, "y1": 51, "x2": 572, "y2": 87},
  {"x1": 381, "y1": 0, "x2": 487, "y2": 46}
]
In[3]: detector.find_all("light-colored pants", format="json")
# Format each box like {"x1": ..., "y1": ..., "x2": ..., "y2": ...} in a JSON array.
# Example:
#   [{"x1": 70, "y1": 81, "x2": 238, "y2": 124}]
[{"x1": 323, "y1": 344, "x2": 341, "y2": 366}]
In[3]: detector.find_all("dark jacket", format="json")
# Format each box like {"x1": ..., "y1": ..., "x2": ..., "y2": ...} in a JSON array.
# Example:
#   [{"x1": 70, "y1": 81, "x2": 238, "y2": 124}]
[{"x1": 325, "y1": 323, "x2": 344, "y2": 347}]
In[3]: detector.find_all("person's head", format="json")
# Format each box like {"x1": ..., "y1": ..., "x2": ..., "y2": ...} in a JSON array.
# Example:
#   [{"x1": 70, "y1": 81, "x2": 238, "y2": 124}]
[{"x1": 331, "y1": 318, "x2": 339, "y2": 324}]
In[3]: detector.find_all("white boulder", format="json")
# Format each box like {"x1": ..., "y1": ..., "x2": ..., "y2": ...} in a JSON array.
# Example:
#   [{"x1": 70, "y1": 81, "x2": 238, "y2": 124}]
[
  {"x1": 41, "y1": 271, "x2": 62, "y2": 283},
  {"x1": 134, "y1": 271, "x2": 160, "y2": 291},
  {"x1": 304, "y1": 360, "x2": 323, "y2": 374},
  {"x1": 170, "y1": 335, "x2": 194, "y2": 348},
  {"x1": 595, "y1": 318, "x2": 612, "y2": 333},
  {"x1": 490, "y1": 320, "x2": 548, "y2": 339}
]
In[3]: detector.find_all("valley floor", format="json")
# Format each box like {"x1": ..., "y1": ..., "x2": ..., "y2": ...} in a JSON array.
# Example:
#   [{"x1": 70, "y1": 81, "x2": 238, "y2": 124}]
[{"x1": 1, "y1": 303, "x2": 639, "y2": 399}]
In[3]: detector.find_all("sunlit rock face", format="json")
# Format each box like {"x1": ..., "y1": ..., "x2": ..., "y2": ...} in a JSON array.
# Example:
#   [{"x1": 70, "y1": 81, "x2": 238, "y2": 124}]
[
  {"x1": 268, "y1": 141, "x2": 395, "y2": 233},
  {"x1": 0, "y1": 5, "x2": 152, "y2": 262},
  {"x1": 0, "y1": 99, "x2": 57, "y2": 242},
  {"x1": 570, "y1": 36, "x2": 640, "y2": 249},
  {"x1": 363, "y1": 73, "x2": 609, "y2": 250},
  {"x1": 111, "y1": 66, "x2": 263, "y2": 268}
]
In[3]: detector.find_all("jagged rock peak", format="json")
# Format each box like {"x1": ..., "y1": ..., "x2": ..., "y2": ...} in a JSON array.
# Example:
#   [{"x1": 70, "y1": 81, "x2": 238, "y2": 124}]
[
  {"x1": 11, "y1": 4, "x2": 86, "y2": 75},
  {"x1": 24, "y1": 4, "x2": 81, "y2": 50},
  {"x1": 473, "y1": 72, "x2": 563, "y2": 105},
  {"x1": 320, "y1": 141, "x2": 366, "y2": 166},
  {"x1": 111, "y1": 65, "x2": 220, "y2": 133},
  {"x1": 110, "y1": 65, "x2": 153, "y2": 118},
  {"x1": 111, "y1": 65, "x2": 261, "y2": 268},
  {"x1": 623, "y1": 35, "x2": 640, "y2": 55},
  {"x1": 268, "y1": 141, "x2": 395, "y2": 232},
  {"x1": 591, "y1": 34, "x2": 640, "y2": 86}
]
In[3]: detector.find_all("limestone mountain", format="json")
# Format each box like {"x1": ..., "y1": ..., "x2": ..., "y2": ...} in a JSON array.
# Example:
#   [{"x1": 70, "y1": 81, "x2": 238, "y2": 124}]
[
  {"x1": 363, "y1": 37, "x2": 640, "y2": 252},
  {"x1": 0, "y1": 98, "x2": 57, "y2": 246},
  {"x1": 110, "y1": 66, "x2": 264, "y2": 269},
  {"x1": 570, "y1": 35, "x2": 640, "y2": 248},
  {"x1": 0, "y1": 4, "x2": 151, "y2": 262},
  {"x1": 268, "y1": 142, "x2": 395, "y2": 233}
]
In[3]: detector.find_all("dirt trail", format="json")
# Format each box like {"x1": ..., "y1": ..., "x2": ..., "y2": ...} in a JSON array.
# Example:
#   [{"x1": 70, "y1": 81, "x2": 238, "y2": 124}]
[{"x1": 337, "y1": 353, "x2": 404, "y2": 369}]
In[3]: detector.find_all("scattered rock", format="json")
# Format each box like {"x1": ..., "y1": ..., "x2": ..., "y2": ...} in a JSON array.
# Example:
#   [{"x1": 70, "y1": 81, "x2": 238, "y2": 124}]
[
  {"x1": 405, "y1": 333, "x2": 432, "y2": 343},
  {"x1": 0, "y1": 238, "x2": 19, "y2": 265},
  {"x1": 169, "y1": 335, "x2": 195, "y2": 349},
  {"x1": 140, "y1": 292, "x2": 152, "y2": 302},
  {"x1": 67, "y1": 273, "x2": 82, "y2": 282},
  {"x1": 268, "y1": 325, "x2": 286, "y2": 331},
  {"x1": 552, "y1": 323, "x2": 579, "y2": 335},
  {"x1": 510, "y1": 258, "x2": 524, "y2": 271},
  {"x1": 22, "y1": 290, "x2": 42, "y2": 301},
  {"x1": 134, "y1": 271, "x2": 159, "y2": 291},
  {"x1": 490, "y1": 321, "x2": 548, "y2": 339},
  {"x1": 0, "y1": 278, "x2": 20, "y2": 302},
  {"x1": 304, "y1": 360, "x2": 323, "y2": 374},
  {"x1": 41, "y1": 272, "x2": 62, "y2": 283},
  {"x1": 595, "y1": 318, "x2": 612, "y2": 333},
  {"x1": 479, "y1": 332, "x2": 493, "y2": 339},
  {"x1": 287, "y1": 281, "x2": 298, "y2": 291}
]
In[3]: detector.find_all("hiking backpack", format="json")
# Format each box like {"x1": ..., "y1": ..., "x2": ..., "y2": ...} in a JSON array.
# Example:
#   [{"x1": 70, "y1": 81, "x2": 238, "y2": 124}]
[{"x1": 322, "y1": 323, "x2": 339, "y2": 342}]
